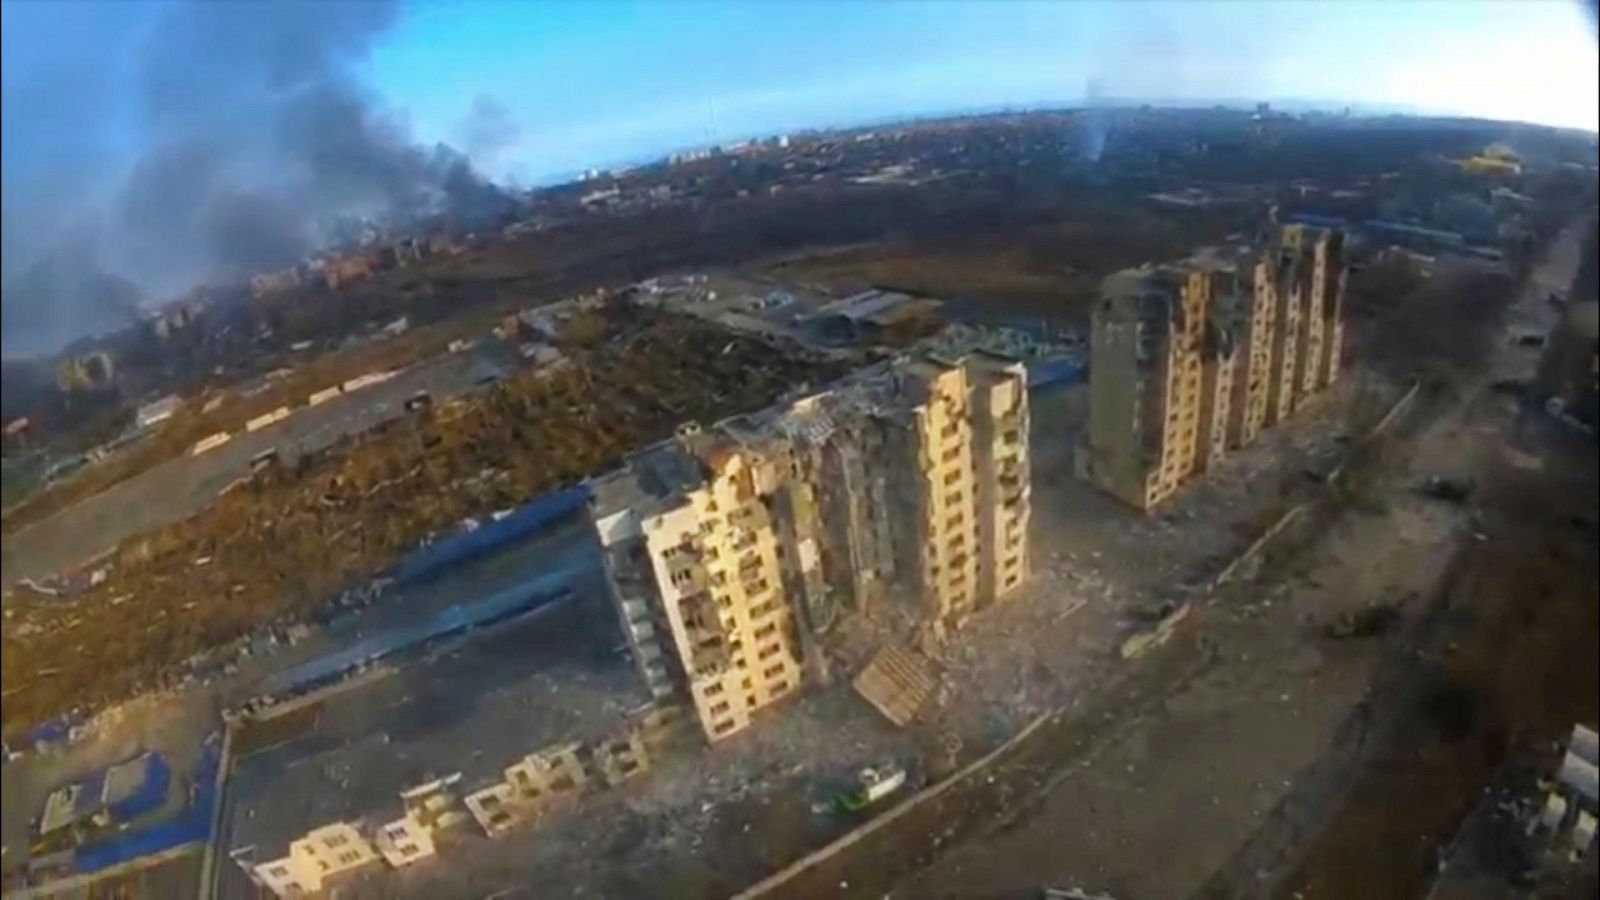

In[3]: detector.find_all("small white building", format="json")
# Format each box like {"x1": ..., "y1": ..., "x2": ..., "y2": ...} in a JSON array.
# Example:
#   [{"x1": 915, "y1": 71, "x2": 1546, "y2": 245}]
[
  {"x1": 399, "y1": 773, "x2": 470, "y2": 832},
  {"x1": 253, "y1": 822, "x2": 379, "y2": 897},
  {"x1": 463, "y1": 781, "x2": 521, "y2": 838},
  {"x1": 372, "y1": 813, "x2": 437, "y2": 868}
]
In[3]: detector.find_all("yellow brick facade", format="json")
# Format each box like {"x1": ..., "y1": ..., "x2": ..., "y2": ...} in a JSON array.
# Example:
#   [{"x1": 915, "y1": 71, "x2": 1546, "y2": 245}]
[
  {"x1": 591, "y1": 353, "x2": 1033, "y2": 742},
  {"x1": 1314, "y1": 231, "x2": 1348, "y2": 389},
  {"x1": 1228, "y1": 256, "x2": 1277, "y2": 447},
  {"x1": 901, "y1": 361, "x2": 982, "y2": 633},
  {"x1": 1086, "y1": 225, "x2": 1349, "y2": 510},
  {"x1": 1264, "y1": 247, "x2": 1303, "y2": 427},
  {"x1": 1196, "y1": 323, "x2": 1237, "y2": 473},
  {"x1": 640, "y1": 447, "x2": 806, "y2": 743},
  {"x1": 968, "y1": 354, "x2": 1031, "y2": 606}
]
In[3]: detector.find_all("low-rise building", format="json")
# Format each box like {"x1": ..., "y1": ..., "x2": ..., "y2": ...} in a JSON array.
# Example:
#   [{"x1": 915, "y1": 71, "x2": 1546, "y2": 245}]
[
  {"x1": 588, "y1": 731, "x2": 652, "y2": 786},
  {"x1": 253, "y1": 821, "x2": 380, "y2": 896},
  {"x1": 372, "y1": 813, "x2": 436, "y2": 868},
  {"x1": 502, "y1": 741, "x2": 589, "y2": 813},
  {"x1": 462, "y1": 781, "x2": 520, "y2": 838},
  {"x1": 398, "y1": 774, "x2": 470, "y2": 834}
]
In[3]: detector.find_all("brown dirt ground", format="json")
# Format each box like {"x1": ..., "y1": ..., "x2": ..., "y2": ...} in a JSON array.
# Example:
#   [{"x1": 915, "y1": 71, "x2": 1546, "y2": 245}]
[
  {"x1": 763, "y1": 213, "x2": 1229, "y2": 326},
  {"x1": 1277, "y1": 427, "x2": 1599, "y2": 900}
]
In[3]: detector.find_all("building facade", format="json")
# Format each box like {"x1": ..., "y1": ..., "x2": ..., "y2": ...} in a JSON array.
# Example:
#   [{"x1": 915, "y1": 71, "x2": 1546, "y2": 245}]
[
  {"x1": 1263, "y1": 239, "x2": 1304, "y2": 427},
  {"x1": 253, "y1": 822, "x2": 379, "y2": 896},
  {"x1": 1085, "y1": 226, "x2": 1349, "y2": 509},
  {"x1": 967, "y1": 355, "x2": 1032, "y2": 608},
  {"x1": 887, "y1": 360, "x2": 982, "y2": 636},
  {"x1": 1226, "y1": 253, "x2": 1278, "y2": 447},
  {"x1": 588, "y1": 352, "x2": 1033, "y2": 742},
  {"x1": 1085, "y1": 263, "x2": 1223, "y2": 509}
]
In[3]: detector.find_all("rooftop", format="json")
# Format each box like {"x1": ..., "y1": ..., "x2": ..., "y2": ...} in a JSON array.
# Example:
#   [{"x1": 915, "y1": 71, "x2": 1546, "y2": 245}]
[
  {"x1": 227, "y1": 595, "x2": 646, "y2": 858},
  {"x1": 963, "y1": 349, "x2": 1029, "y2": 386},
  {"x1": 814, "y1": 289, "x2": 917, "y2": 322},
  {"x1": 1185, "y1": 244, "x2": 1251, "y2": 272},
  {"x1": 588, "y1": 439, "x2": 706, "y2": 520}
]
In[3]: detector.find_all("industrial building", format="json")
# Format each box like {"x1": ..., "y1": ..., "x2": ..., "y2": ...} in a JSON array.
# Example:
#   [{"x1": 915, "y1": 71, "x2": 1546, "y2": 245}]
[
  {"x1": 1084, "y1": 225, "x2": 1348, "y2": 509},
  {"x1": 588, "y1": 352, "x2": 1033, "y2": 742}
]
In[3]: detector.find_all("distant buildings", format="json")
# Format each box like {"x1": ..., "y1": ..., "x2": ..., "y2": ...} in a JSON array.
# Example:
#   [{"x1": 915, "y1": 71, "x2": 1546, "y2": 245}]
[
  {"x1": 250, "y1": 268, "x2": 303, "y2": 299},
  {"x1": 588, "y1": 352, "x2": 1032, "y2": 743},
  {"x1": 322, "y1": 255, "x2": 375, "y2": 291},
  {"x1": 1083, "y1": 225, "x2": 1348, "y2": 509}
]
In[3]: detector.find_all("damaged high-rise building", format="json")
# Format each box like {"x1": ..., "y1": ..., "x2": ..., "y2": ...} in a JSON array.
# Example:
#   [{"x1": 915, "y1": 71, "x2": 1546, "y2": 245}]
[
  {"x1": 1083, "y1": 225, "x2": 1349, "y2": 510},
  {"x1": 587, "y1": 352, "x2": 1032, "y2": 743}
]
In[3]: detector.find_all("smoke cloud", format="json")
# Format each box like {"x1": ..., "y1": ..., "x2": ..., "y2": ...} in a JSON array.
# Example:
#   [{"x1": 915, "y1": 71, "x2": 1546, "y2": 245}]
[
  {"x1": 1073, "y1": 78, "x2": 1113, "y2": 164},
  {"x1": 456, "y1": 94, "x2": 523, "y2": 173},
  {"x1": 1, "y1": 0, "x2": 515, "y2": 357}
]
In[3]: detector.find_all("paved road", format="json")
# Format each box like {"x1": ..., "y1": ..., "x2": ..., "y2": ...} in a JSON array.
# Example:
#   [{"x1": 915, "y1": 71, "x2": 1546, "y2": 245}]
[{"x1": 2, "y1": 345, "x2": 506, "y2": 589}]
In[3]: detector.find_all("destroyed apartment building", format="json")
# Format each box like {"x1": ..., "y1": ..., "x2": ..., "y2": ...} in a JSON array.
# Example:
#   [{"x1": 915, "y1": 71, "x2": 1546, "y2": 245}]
[
  {"x1": 1083, "y1": 224, "x2": 1348, "y2": 509},
  {"x1": 586, "y1": 351, "x2": 1032, "y2": 742}
]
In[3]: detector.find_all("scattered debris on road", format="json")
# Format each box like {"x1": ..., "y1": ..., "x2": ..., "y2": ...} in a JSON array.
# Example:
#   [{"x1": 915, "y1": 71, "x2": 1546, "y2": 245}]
[
  {"x1": 1417, "y1": 476, "x2": 1476, "y2": 503},
  {"x1": 1323, "y1": 600, "x2": 1404, "y2": 640}
]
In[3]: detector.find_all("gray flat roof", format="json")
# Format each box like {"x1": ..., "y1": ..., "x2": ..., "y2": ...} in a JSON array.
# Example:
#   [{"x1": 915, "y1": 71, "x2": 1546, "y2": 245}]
[{"x1": 589, "y1": 441, "x2": 705, "y2": 520}]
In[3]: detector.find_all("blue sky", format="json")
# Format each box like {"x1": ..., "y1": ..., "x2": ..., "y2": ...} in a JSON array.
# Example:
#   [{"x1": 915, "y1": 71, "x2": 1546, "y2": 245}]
[
  {"x1": 2, "y1": 0, "x2": 1594, "y2": 352},
  {"x1": 3, "y1": 0, "x2": 1596, "y2": 191},
  {"x1": 359, "y1": 0, "x2": 1600, "y2": 182}
]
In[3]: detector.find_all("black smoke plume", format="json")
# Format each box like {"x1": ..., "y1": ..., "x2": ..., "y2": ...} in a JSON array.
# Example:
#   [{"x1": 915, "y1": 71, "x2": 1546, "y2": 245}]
[{"x1": 1, "y1": 0, "x2": 514, "y2": 356}]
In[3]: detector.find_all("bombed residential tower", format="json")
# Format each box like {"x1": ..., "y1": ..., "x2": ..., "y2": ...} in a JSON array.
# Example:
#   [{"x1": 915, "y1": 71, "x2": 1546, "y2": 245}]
[
  {"x1": 1083, "y1": 225, "x2": 1348, "y2": 509},
  {"x1": 587, "y1": 352, "x2": 1032, "y2": 742}
]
